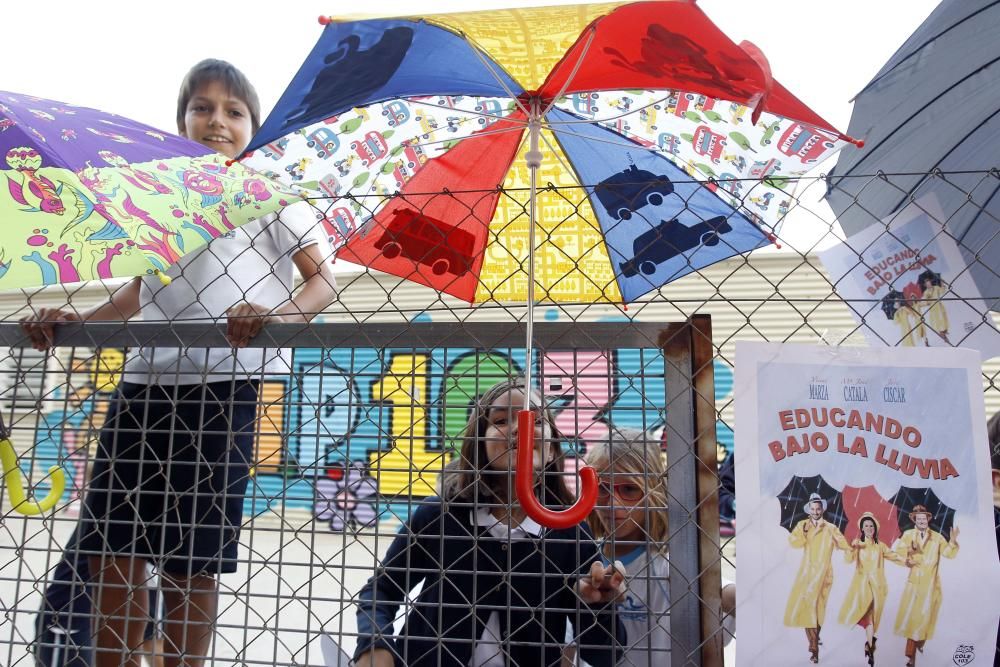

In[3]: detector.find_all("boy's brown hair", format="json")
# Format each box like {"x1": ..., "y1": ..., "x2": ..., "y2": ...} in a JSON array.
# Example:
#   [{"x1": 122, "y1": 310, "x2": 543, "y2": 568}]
[{"x1": 176, "y1": 59, "x2": 261, "y2": 134}]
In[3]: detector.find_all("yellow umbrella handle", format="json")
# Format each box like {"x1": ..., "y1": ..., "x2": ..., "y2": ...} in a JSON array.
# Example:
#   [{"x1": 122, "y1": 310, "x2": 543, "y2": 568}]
[{"x1": 0, "y1": 438, "x2": 65, "y2": 516}]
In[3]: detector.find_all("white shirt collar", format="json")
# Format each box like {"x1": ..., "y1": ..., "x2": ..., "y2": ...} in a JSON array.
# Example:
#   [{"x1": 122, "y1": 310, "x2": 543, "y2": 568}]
[{"x1": 471, "y1": 507, "x2": 544, "y2": 539}]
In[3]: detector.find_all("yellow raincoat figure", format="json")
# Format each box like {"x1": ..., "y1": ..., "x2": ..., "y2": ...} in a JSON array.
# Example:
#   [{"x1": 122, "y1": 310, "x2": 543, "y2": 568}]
[
  {"x1": 838, "y1": 513, "x2": 904, "y2": 666},
  {"x1": 918, "y1": 270, "x2": 950, "y2": 344},
  {"x1": 893, "y1": 505, "x2": 960, "y2": 667},
  {"x1": 785, "y1": 493, "x2": 851, "y2": 663}
]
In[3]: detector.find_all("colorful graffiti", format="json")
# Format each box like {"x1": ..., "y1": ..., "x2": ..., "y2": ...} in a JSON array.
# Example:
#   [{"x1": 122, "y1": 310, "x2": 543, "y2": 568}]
[{"x1": 30, "y1": 337, "x2": 734, "y2": 527}]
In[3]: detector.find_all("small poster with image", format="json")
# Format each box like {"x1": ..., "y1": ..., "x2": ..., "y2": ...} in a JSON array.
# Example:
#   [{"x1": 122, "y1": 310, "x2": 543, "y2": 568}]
[{"x1": 735, "y1": 342, "x2": 1000, "y2": 667}]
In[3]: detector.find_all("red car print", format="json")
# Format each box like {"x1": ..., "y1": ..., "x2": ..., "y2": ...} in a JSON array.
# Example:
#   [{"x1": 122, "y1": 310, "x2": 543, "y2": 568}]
[
  {"x1": 778, "y1": 123, "x2": 837, "y2": 164},
  {"x1": 350, "y1": 131, "x2": 389, "y2": 166},
  {"x1": 692, "y1": 125, "x2": 727, "y2": 163},
  {"x1": 391, "y1": 160, "x2": 413, "y2": 188},
  {"x1": 375, "y1": 208, "x2": 476, "y2": 276}
]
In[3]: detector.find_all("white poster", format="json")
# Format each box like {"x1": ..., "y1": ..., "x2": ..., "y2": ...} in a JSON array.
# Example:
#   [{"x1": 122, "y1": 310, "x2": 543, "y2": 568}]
[
  {"x1": 735, "y1": 342, "x2": 999, "y2": 667},
  {"x1": 820, "y1": 196, "x2": 1000, "y2": 360}
]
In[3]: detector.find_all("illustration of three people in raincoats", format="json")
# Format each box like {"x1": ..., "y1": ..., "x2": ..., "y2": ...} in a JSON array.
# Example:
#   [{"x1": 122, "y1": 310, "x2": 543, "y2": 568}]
[{"x1": 785, "y1": 496, "x2": 959, "y2": 665}]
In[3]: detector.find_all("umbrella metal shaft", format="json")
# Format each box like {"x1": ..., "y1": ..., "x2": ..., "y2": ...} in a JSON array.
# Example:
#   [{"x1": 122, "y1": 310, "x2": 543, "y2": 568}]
[{"x1": 524, "y1": 100, "x2": 543, "y2": 411}]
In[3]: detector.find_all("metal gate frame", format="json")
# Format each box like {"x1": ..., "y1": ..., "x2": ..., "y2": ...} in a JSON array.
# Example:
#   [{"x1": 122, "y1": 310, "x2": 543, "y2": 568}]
[{"x1": 0, "y1": 315, "x2": 722, "y2": 667}]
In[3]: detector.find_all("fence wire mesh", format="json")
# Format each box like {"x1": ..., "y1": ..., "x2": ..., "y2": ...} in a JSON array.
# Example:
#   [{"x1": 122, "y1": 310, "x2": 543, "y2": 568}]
[{"x1": 0, "y1": 169, "x2": 997, "y2": 667}]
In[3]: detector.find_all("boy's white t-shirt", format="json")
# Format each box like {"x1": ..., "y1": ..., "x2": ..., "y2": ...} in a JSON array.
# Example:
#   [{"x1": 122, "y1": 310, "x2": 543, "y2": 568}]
[{"x1": 123, "y1": 201, "x2": 331, "y2": 385}]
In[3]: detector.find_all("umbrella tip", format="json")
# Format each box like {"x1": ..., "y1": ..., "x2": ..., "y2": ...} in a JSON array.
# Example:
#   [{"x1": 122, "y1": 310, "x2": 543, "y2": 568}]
[
  {"x1": 154, "y1": 270, "x2": 172, "y2": 286},
  {"x1": 318, "y1": 15, "x2": 332, "y2": 25}
]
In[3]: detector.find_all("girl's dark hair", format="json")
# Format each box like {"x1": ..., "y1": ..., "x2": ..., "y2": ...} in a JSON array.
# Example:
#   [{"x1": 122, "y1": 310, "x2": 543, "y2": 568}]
[
  {"x1": 176, "y1": 59, "x2": 261, "y2": 134},
  {"x1": 439, "y1": 379, "x2": 574, "y2": 508},
  {"x1": 859, "y1": 516, "x2": 880, "y2": 544}
]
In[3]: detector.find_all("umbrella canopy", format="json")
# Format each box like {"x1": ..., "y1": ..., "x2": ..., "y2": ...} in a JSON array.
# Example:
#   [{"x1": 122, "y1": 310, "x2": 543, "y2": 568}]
[
  {"x1": 889, "y1": 485, "x2": 956, "y2": 540},
  {"x1": 245, "y1": 1, "x2": 855, "y2": 305},
  {"x1": 247, "y1": 2, "x2": 856, "y2": 528},
  {"x1": 777, "y1": 474, "x2": 847, "y2": 533},
  {"x1": 841, "y1": 484, "x2": 901, "y2": 545},
  {"x1": 825, "y1": 0, "x2": 1000, "y2": 310},
  {"x1": 0, "y1": 91, "x2": 298, "y2": 289}
]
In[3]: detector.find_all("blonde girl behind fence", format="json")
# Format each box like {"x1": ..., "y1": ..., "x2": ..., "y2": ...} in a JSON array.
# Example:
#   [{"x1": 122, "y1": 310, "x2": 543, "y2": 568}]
[{"x1": 581, "y1": 429, "x2": 736, "y2": 666}]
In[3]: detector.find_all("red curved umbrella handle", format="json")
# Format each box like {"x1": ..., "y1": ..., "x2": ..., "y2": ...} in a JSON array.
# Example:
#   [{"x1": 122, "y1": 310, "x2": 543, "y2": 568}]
[{"x1": 515, "y1": 409, "x2": 598, "y2": 530}]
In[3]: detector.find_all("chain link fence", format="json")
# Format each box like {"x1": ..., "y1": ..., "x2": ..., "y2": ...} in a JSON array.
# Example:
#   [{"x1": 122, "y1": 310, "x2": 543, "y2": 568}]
[{"x1": 0, "y1": 170, "x2": 997, "y2": 666}]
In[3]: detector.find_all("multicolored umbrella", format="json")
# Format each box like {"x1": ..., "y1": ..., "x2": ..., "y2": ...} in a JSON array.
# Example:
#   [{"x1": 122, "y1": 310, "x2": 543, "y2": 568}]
[
  {"x1": 0, "y1": 90, "x2": 298, "y2": 289},
  {"x1": 245, "y1": 1, "x2": 857, "y2": 527}
]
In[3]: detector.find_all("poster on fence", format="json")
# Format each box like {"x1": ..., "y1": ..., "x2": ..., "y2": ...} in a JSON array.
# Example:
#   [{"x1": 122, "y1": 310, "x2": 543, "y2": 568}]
[
  {"x1": 735, "y1": 342, "x2": 999, "y2": 667},
  {"x1": 819, "y1": 195, "x2": 1000, "y2": 360}
]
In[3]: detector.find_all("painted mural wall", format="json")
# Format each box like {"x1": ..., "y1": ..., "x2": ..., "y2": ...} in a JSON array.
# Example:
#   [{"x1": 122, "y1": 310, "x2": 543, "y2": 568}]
[{"x1": 29, "y1": 336, "x2": 733, "y2": 528}]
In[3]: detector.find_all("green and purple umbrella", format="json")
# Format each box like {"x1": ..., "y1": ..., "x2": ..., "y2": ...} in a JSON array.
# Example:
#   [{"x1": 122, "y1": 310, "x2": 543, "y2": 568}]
[
  {"x1": 0, "y1": 91, "x2": 299, "y2": 515},
  {"x1": 1, "y1": 90, "x2": 299, "y2": 289}
]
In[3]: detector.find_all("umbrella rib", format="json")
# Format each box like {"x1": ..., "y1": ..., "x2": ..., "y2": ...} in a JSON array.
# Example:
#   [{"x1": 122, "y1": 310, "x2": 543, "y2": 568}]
[
  {"x1": 405, "y1": 124, "x2": 528, "y2": 152},
  {"x1": 546, "y1": 94, "x2": 674, "y2": 126},
  {"x1": 402, "y1": 98, "x2": 530, "y2": 127},
  {"x1": 832, "y1": 52, "x2": 1000, "y2": 186},
  {"x1": 540, "y1": 27, "x2": 597, "y2": 117},
  {"x1": 460, "y1": 32, "x2": 531, "y2": 117},
  {"x1": 891, "y1": 105, "x2": 1000, "y2": 244}
]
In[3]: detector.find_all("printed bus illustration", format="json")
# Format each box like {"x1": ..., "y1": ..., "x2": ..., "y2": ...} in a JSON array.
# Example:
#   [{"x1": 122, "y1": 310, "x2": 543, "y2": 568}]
[
  {"x1": 415, "y1": 114, "x2": 438, "y2": 138},
  {"x1": 749, "y1": 158, "x2": 782, "y2": 179},
  {"x1": 318, "y1": 173, "x2": 342, "y2": 198},
  {"x1": 657, "y1": 132, "x2": 681, "y2": 155},
  {"x1": 322, "y1": 206, "x2": 356, "y2": 244},
  {"x1": 374, "y1": 209, "x2": 476, "y2": 276},
  {"x1": 475, "y1": 100, "x2": 504, "y2": 126},
  {"x1": 593, "y1": 165, "x2": 674, "y2": 220},
  {"x1": 350, "y1": 131, "x2": 390, "y2": 166},
  {"x1": 381, "y1": 101, "x2": 411, "y2": 127},
  {"x1": 262, "y1": 137, "x2": 289, "y2": 160},
  {"x1": 571, "y1": 92, "x2": 599, "y2": 118},
  {"x1": 619, "y1": 215, "x2": 732, "y2": 277},
  {"x1": 692, "y1": 125, "x2": 727, "y2": 163},
  {"x1": 777, "y1": 123, "x2": 837, "y2": 164},
  {"x1": 304, "y1": 127, "x2": 340, "y2": 159},
  {"x1": 666, "y1": 92, "x2": 696, "y2": 117}
]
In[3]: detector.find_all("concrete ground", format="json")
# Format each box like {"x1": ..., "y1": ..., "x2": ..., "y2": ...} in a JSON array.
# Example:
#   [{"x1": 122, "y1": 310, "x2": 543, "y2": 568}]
[{"x1": 0, "y1": 504, "x2": 736, "y2": 666}]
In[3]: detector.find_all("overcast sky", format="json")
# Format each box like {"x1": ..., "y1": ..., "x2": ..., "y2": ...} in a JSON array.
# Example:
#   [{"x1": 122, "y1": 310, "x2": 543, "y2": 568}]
[{"x1": 3, "y1": 0, "x2": 940, "y2": 250}]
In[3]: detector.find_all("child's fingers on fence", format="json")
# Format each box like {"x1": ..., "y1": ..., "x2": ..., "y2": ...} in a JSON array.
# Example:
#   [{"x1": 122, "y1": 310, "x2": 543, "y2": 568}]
[
  {"x1": 19, "y1": 308, "x2": 75, "y2": 350},
  {"x1": 225, "y1": 303, "x2": 267, "y2": 348}
]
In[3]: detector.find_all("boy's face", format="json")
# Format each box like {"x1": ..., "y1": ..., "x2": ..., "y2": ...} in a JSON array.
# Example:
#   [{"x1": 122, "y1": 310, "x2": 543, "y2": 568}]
[{"x1": 181, "y1": 80, "x2": 253, "y2": 159}]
